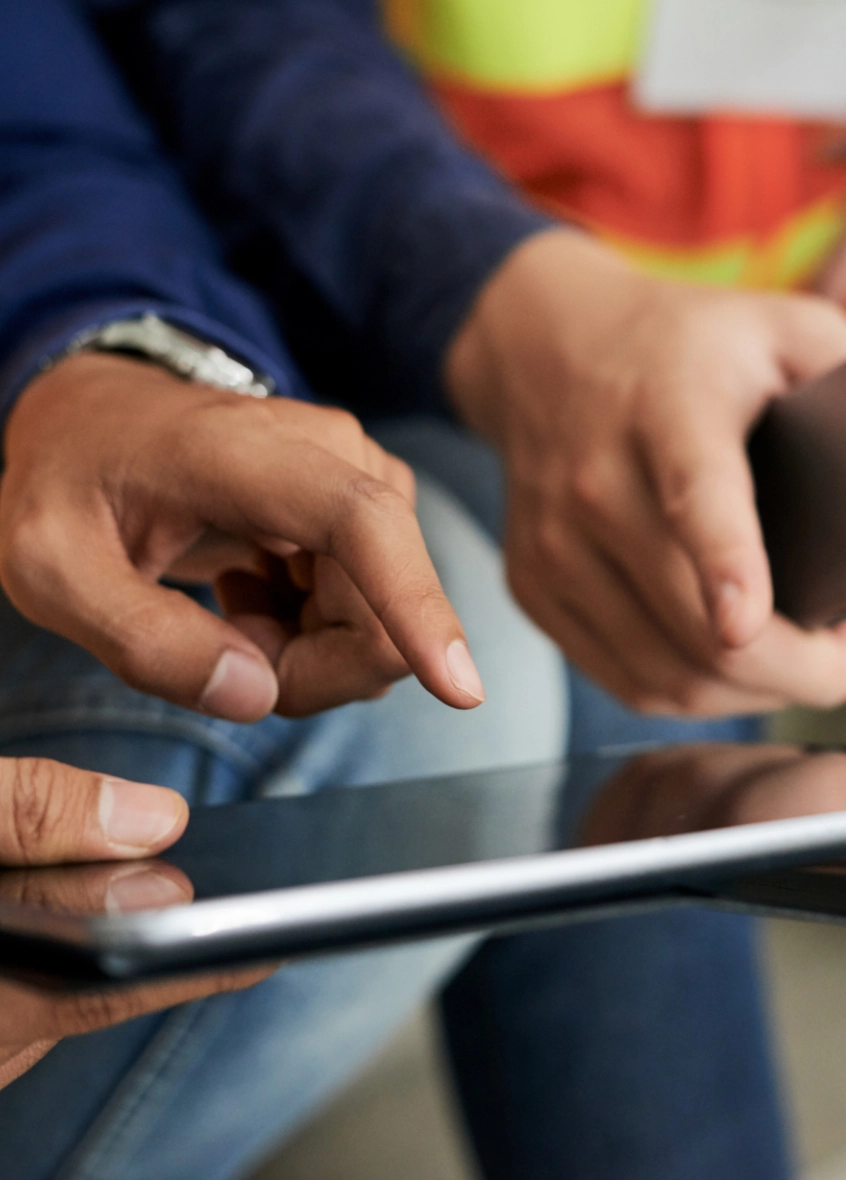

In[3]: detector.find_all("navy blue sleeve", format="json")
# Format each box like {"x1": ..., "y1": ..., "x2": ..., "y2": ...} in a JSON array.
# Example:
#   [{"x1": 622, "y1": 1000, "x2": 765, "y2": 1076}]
[
  {"x1": 0, "y1": 0, "x2": 304, "y2": 430},
  {"x1": 116, "y1": 0, "x2": 552, "y2": 412}
]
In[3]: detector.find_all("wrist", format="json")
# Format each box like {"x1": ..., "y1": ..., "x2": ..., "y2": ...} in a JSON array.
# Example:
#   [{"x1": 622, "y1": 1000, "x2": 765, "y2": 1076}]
[
  {"x1": 0, "y1": 302, "x2": 294, "y2": 452},
  {"x1": 444, "y1": 228, "x2": 650, "y2": 446},
  {"x1": 3, "y1": 352, "x2": 189, "y2": 478}
]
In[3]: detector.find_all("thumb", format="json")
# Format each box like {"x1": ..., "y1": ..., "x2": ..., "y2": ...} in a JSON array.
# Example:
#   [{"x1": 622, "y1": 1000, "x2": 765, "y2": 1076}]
[
  {"x1": 0, "y1": 519, "x2": 280, "y2": 723},
  {"x1": 0, "y1": 758, "x2": 187, "y2": 865}
]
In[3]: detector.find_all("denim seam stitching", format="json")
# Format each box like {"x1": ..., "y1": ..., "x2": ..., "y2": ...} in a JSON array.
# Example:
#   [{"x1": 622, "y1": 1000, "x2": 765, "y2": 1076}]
[
  {"x1": 56, "y1": 998, "x2": 219, "y2": 1180},
  {"x1": 0, "y1": 708, "x2": 263, "y2": 771}
]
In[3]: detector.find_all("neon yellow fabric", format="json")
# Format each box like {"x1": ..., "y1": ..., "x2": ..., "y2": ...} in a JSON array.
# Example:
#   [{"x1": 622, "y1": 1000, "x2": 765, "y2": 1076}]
[
  {"x1": 381, "y1": 0, "x2": 846, "y2": 293},
  {"x1": 603, "y1": 196, "x2": 845, "y2": 288},
  {"x1": 382, "y1": 0, "x2": 648, "y2": 93}
]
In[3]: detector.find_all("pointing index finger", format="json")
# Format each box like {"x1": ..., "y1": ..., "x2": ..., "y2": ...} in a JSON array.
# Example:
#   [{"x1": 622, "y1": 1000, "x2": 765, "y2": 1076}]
[
  {"x1": 187, "y1": 428, "x2": 486, "y2": 710},
  {"x1": 323, "y1": 473, "x2": 485, "y2": 707}
]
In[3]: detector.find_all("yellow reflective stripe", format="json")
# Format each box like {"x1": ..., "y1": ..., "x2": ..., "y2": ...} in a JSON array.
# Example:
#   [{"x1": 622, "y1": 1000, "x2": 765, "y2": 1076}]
[
  {"x1": 759, "y1": 197, "x2": 846, "y2": 288},
  {"x1": 381, "y1": 0, "x2": 648, "y2": 93},
  {"x1": 601, "y1": 197, "x2": 846, "y2": 289}
]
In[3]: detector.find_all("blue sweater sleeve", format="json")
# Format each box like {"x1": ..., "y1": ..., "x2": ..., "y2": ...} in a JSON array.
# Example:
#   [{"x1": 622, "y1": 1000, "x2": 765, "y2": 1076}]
[
  {"x1": 110, "y1": 0, "x2": 551, "y2": 412},
  {"x1": 0, "y1": 0, "x2": 303, "y2": 429}
]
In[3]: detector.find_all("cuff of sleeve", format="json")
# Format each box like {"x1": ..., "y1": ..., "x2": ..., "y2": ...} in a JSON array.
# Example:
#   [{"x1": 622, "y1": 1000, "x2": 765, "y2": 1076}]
[
  {"x1": 0, "y1": 299, "x2": 301, "y2": 431},
  {"x1": 397, "y1": 208, "x2": 555, "y2": 413},
  {"x1": 368, "y1": 168, "x2": 556, "y2": 415}
]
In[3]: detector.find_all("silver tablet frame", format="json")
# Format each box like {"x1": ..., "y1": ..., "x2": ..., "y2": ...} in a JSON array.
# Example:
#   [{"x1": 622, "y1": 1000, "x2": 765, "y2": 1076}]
[{"x1": 4, "y1": 807, "x2": 846, "y2": 982}]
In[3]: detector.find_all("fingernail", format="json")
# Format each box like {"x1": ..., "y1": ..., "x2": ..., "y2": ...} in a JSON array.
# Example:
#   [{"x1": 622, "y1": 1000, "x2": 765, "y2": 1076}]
[
  {"x1": 200, "y1": 649, "x2": 278, "y2": 721},
  {"x1": 99, "y1": 779, "x2": 185, "y2": 852},
  {"x1": 106, "y1": 866, "x2": 190, "y2": 914},
  {"x1": 446, "y1": 639, "x2": 486, "y2": 703}
]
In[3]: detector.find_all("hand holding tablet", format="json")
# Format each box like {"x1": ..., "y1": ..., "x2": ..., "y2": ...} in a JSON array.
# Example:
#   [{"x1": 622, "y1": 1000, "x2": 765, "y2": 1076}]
[
  {"x1": 6, "y1": 745, "x2": 846, "y2": 994},
  {"x1": 0, "y1": 757, "x2": 270, "y2": 1091}
]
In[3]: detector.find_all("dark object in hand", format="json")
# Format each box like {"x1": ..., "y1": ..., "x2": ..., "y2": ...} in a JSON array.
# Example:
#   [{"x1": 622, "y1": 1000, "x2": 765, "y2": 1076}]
[{"x1": 749, "y1": 361, "x2": 846, "y2": 628}]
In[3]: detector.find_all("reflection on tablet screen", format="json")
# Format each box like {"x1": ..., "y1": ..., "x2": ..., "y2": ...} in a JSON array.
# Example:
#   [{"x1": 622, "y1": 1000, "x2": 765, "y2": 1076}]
[{"x1": 4, "y1": 743, "x2": 846, "y2": 917}]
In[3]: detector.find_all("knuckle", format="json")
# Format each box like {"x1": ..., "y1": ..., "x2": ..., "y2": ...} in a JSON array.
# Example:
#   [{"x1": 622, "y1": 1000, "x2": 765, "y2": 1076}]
[
  {"x1": 58, "y1": 989, "x2": 122, "y2": 1036},
  {"x1": 182, "y1": 390, "x2": 254, "y2": 441},
  {"x1": 324, "y1": 407, "x2": 366, "y2": 455},
  {"x1": 387, "y1": 456, "x2": 416, "y2": 503},
  {"x1": 656, "y1": 464, "x2": 700, "y2": 525},
  {"x1": 326, "y1": 406, "x2": 361, "y2": 436},
  {"x1": 352, "y1": 473, "x2": 407, "y2": 511},
  {"x1": 6, "y1": 759, "x2": 62, "y2": 864},
  {"x1": 569, "y1": 457, "x2": 616, "y2": 517},
  {"x1": 0, "y1": 512, "x2": 53, "y2": 589},
  {"x1": 338, "y1": 475, "x2": 411, "y2": 533},
  {"x1": 185, "y1": 394, "x2": 288, "y2": 467}
]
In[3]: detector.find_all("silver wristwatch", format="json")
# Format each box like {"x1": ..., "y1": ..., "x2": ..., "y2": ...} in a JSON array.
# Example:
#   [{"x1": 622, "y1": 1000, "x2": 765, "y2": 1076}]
[{"x1": 63, "y1": 313, "x2": 275, "y2": 398}]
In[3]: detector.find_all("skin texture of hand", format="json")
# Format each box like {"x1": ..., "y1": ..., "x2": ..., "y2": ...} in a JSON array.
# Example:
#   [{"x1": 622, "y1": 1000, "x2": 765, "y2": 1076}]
[
  {"x1": 0, "y1": 354, "x2": 485, "y2": 722},
  {"x1": 0, "y1": 757, "x2": 271, "y2": 1090},
  {"x1": 447, "y1": 228, "x2": 846, "y2": 715}
]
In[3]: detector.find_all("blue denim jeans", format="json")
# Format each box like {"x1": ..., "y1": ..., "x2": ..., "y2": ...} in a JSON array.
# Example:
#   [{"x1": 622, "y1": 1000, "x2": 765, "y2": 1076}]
[
  {"x1": 379, "y1": 419, "x2": 790, "y2": 1180},
  {"x1": 0, "y1": 422, "x2": 789, "y2": 1180}
]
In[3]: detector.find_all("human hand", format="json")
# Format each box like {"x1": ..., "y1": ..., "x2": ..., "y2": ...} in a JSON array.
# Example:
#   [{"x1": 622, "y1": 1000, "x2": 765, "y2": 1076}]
[
  {"x1": 0, "y1": 354, "x2": 484, "y2": 721},
  {"x1": 580, "y1": 743, "x2": 846, "y2": 845},
  {"x1": 447, "y1": 228, "x2": 846, "y2": 714},
  {"x1": 0, "y1": 756, "x2": 270, "y2": 1090}
]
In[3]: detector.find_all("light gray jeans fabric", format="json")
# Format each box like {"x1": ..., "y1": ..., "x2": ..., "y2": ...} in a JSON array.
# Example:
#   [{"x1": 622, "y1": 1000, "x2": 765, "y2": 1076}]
[{"x1": 0, "y1": 472, "x2": 566, "y2": 1180}]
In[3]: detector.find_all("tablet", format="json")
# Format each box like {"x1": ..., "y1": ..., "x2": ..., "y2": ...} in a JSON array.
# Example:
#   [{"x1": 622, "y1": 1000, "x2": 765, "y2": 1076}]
[
  {"x1": 4, "y1": 742, "x2": 846, "y2": 989},
  {"x1": 748, "y1": 358, "x2": 846, "y2": 627}
]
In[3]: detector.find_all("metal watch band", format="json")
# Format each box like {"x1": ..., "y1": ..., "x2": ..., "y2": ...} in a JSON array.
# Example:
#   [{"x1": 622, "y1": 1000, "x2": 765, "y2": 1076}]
[{"x1": 63, "y1": 314, "x2": 275, "y2": 399}]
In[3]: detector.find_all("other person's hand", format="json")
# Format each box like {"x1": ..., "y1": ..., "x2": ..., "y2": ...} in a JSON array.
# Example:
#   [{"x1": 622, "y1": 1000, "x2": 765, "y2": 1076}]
[
  {"x1": 0, "y1": 354, "x2": 485, "y2": 721},
  {"x1": 447, "y1": 228, "x2": 846, "y2": 715},
  {"x1": 580, "y1": 743, "x2": 846, "y2": 845},
  {"x1": 0, "y1": 756, "x2": 270, "y2": 1090}
]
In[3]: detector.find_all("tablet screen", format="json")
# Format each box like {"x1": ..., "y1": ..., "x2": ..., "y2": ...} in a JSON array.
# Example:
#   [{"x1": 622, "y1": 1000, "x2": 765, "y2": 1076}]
[
  {"x1": 155, "y1": 743, "x2": 846, "y2": 900},
  {"x1": 3, "y1": 742, "x2": 844, "y2": 906},
  {"x1": 3, "y1": 743, "x2": 846, "y2": 984}
]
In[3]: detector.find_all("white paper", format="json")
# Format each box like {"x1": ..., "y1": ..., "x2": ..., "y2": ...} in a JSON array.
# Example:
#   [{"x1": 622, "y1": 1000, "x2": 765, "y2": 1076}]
[{"x1": 636, "y1": 0, "x2": 846, "y2": 118}]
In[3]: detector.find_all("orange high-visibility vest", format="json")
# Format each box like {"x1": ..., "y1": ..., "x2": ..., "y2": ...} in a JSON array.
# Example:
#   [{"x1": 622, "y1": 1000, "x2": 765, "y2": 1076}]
[{"x1": 383, "y1": 0, "x2": 846, "y2": 288}]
